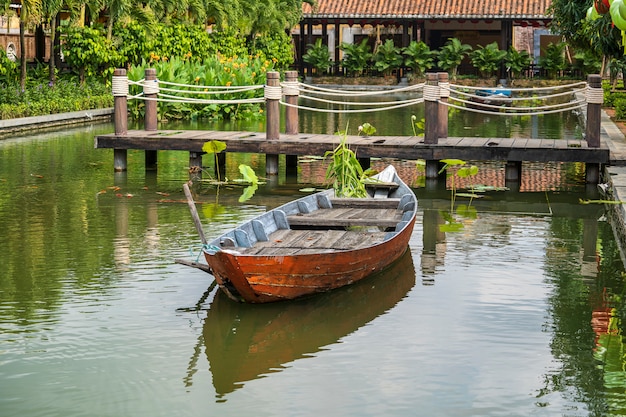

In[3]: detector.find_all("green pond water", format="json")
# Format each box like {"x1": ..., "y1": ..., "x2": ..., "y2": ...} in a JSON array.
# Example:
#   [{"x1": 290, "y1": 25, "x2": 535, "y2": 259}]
[{"x1": 0, "y1": 105, "x2": 625, "y2": 416}]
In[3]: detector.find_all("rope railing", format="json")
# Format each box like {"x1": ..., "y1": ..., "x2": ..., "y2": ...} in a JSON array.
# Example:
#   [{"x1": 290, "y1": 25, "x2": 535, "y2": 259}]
[
  {"x1": 441, "y1": 81, "x2": 591, "y2": 117},
  {"x1": 278, "y1": 81, "x2": 425, "y2": 113},
  {"x1": 125, "y1": 78, "x2": 265, "y2": 104},
  {"x1": 113, "y1": 72, "x2": 600, "y2": 118}
]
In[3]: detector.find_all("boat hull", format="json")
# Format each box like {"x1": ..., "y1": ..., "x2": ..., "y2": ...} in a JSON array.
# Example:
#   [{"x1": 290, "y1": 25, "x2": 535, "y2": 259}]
[
  {"x1": 200, "y1": 165, "x2": 417, "y2": 303},
  {"x1": 205, "y1": 217, "x2": 415, "y2": 303}
]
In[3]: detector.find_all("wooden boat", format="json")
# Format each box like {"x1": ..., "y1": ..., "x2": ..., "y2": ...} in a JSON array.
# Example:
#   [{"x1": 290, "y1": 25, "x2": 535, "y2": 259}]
[
  {"x1": 472, "y1": 85, "x2": 513, "y2": 107},
  {"x1": 183, "y1": 165, "x2": 417, "y2": 303},
  {"x1": 201, "y1": 249, "x2": 416, "y2": 396}
]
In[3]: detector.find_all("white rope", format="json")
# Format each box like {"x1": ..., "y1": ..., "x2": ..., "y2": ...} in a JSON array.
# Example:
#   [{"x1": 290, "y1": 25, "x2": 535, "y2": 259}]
[
  {"x1": 447, "y1": 85, "x2": 587, "y2": 102},
  {"x1": 143, "y1": 79, "x2": 160, "y2": 95},
  {"x1": 281, "y1": 81, "x2": 300, "y2": 96},
  {"x1": 448, "y1": 80, "x2": 587, "y2": 92},
  {"x1": 157, "y1": 85, "x2": 264, "y2": 95},
  {"x1": 423, "y1": 84, "x2": 440, "y2": 102},
  {"x1": 439, "y1": 82, "x2": 450, "y2": 99},
  {"x1": 441, "y1": 99, "x2": 586, "y2": 117},
  {"x1": 112, "y1": 75, "x2": 129, "y2": 97},
  {"x1": 298, "y1": 82, "x2": 425, "y2": 97},
  {"x1": 280, "y1": 98, "x2": 425, "y2": 113},
  {"x1": 449, "y1": 89, "x2": 587, "y2": 106},
  {"x1": 158, "y1": 79, "x2": 264, "y2": 91},
  {"x1": 586, "y1": 85, "x2": 604, "y2": 104},
  {"x1": 299, "y1": 93, "x2": 424, "y2": 107},
  {"x1": 265, "y1": 85, "x2": 282, "y2": 100},
  {"x1": 156, "y1": 92, "x2": 264, "y2": 104},
  {"x1": 448, "y1": 95, "x2": 587, "y2": 113}
]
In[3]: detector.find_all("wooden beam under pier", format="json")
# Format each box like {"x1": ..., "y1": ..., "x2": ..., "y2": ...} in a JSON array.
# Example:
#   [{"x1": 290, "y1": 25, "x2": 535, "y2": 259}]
[{"x1": 95, "y1": 129, "x2": 612, "y2": 165}]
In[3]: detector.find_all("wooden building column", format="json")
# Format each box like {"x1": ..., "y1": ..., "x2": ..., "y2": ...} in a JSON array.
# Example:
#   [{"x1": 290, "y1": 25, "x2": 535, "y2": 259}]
[
  {"x1": 334, "y1": 22, "x2": 341, "y2": 74},
  {"x1": 299, "y1": 22, "x2": 306, "y2": 76},
  {"x1": 500, "y1": 20, "x2": 513, "y2": 81}
]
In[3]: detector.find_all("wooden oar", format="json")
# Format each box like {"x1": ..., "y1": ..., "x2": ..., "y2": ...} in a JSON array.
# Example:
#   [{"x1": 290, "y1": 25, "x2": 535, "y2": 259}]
[{"x1": 183, "y1": 181, "x2": 207, "y2": 245}]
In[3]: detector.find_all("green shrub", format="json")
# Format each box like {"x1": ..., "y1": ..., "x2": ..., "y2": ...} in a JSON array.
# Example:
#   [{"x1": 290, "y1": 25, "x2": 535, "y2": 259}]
[
  {"x1": 127, "y1": 55, "x2": 273, "y2": 121},
  {"x1": 538, "y1": 42, "x2": 566, "y2": 79},
  {"x1": 402, "y1": 41, "x2": 436, "y2": 78},
  {"x1": 613, "y1": 98, "x2": 626, "y2": 120},
  {"x1": 505, "y1": 47, "x2": 531, "y2": 80},
  {"x1": 604, "y1": 91, "x2": 626, "y2": 107},
  {"x1": 60, "y1": 25, "x2": 119, "y2": 84},
  {"x1": 437, "y1": 38, "x2": 472, "y2": 80},
  {"x1": 340, "y1": 39, "x2": 373, "y2": 76},
  {"x1": 372, "y1": 39, "x2": 403, "y2": 76},
  {"x1": 0, "y1": 49, "x2": 18, "y2": 85},
  {"x1": 0, "y1": 77, "x2": 112, "y2": 119},
  {"x1": 470, "y1": 42, "x2": 506, "y2": 78},
  {"x1": 303, "y1": 38, "x2": 332, "y2": 75},
  {"x1": 250, "y1": 31, "x2": 294, "y2": 71}
]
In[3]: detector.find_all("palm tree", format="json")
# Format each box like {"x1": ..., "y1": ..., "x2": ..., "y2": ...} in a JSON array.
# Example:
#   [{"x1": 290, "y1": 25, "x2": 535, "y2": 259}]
[
  {"x1": 17, "y1": 0, "x2": 43, "y2": 90},
  {"x1": 42, "y1": 0, "x2": 81, "y2": 84}
]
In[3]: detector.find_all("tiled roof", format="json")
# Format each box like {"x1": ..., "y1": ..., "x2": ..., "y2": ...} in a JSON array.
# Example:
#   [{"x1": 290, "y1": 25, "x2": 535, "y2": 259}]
[{"x1": 303, "y1": 0, "x2": 552, "y2": 19}]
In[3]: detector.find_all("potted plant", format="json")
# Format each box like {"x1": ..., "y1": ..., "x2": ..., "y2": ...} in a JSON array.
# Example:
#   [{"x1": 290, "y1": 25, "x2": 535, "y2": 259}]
[
  {"x1": 302, "y1": 38, "x2": 332, "y2": 76},
  {"x1": 469, "y1": 42, "x2": 507, "y2": 79},
  {"x1": 437, "y1": 38, "x2": 472, "y2": 80},
  {"x1": 402, "y1": 41, "x2": 437, "y2": 79},
  {"x1": 504, "y1": 46, "x2": 531, "y2": 82},
  {"x1": 340, "y1": 39, "x2": 373, "y2": 77},
  {"x1": 372, "y1": 39, "x2": 403, "y2": 77}
]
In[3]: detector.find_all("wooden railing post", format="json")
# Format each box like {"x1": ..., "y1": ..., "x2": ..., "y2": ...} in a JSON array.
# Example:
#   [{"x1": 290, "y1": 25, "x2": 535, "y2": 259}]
[
  {"x1": 144, "y1": 68, "x2": 158, "y2": 131},
  {"x1": 424, "y1": 73, "x2": 440, "y2": 179},
  {"x1": 424, "y1": 73, "x2": 439, "y2": 145},
  {"x1": 437, "y1": 72, "x2": 449, "y2": 139},
  {"x1": 284, "y1": 71, "x2": 299, "y2": 174},
  {"x1": 585, "y1": 74, "x2": 603, "y2": 183},
  {"x1": 144, "y1": 68, "x2": 158, "y2": 171},
  {"x1": 265, "y1": 71, "x2": 281, "y2": 176},
  {"x1": 112, "y1": 68, "x2": 128, "y2": 172}
]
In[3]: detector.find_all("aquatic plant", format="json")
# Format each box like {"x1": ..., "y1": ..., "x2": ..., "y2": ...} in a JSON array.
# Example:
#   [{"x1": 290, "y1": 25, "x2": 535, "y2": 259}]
[
  {"x1": 358, "y1": 122, "x2": 377, "y2": 137},
  {"x1": 325, "y1": 125, "x2": 369, "y2": 198}
]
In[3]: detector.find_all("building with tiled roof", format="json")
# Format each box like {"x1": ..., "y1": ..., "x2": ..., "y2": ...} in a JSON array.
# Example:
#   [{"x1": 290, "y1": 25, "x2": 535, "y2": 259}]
[{"x1": 296, "y1": 0, "x2": 556, "y2": 77}]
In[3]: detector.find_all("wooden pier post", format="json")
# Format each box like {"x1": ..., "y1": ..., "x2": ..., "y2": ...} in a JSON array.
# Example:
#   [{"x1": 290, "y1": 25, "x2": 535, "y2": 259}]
[
  {"x1": 265, "y1": 71, "x2": 281, "y2": 176},
  {"x1": 144, "y1": 68, "x2": 158, "y2": 170},
  {"x1": 284, "y1": 70, "x2": 299, "y2": 175},
  {"x1": 585, "y1": 74, "x2": 603, "y2": 183},
  {"x1": 424, "y1": 73, "x2": 440, "y2": 179},
  {"x1": 437, "y1": 72, "x2": 449, "y2": 139},
  {"x1": 505, "y1": 161, "x2": 522, "y2": 182},
  {"x1": 112, "y1": 68, "x2": 128, "y2": 172}
]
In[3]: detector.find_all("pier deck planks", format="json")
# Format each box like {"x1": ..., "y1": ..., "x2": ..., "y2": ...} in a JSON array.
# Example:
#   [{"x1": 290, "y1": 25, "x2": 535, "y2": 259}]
[{"x1": 95, "y1": 130, "x2": 613, "y2": 164}]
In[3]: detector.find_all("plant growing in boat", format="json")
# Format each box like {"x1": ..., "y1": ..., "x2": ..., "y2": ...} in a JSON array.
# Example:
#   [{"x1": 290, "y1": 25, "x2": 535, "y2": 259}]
[{"x1": 325, "y1": 126, "x2": 369, "y2": 198}]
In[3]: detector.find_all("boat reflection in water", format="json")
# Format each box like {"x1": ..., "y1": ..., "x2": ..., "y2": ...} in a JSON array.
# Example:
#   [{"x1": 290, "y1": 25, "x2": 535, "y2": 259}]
[{"x1": 202, "y1": 248, "x2": 416, "y2": 398}]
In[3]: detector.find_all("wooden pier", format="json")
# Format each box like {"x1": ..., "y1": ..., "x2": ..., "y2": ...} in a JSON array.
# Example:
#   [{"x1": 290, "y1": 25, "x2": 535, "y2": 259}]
[{"x1": 96, "y1": 71, "x2": 615, "y2": 183}]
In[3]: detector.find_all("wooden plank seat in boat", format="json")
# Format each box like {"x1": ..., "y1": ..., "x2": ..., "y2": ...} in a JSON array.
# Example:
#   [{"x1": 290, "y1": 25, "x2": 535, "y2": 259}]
[
  {"x1": 239, "y1": 229, "x2": 389, "y2": 256},
  {"x1": 287, "y1": 207, "x2": 403, "y2": 228}
]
